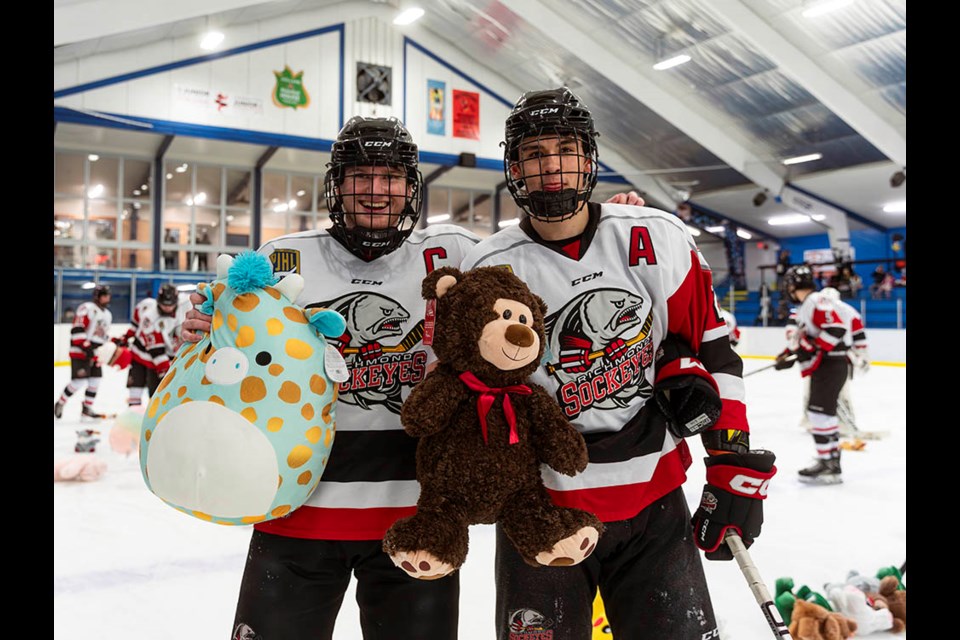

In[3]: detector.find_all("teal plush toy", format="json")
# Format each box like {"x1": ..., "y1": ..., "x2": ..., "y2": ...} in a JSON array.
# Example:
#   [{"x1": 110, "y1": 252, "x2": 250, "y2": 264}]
[{"x1": 139, "y1": 252, "x2": 347, "y2": 526}]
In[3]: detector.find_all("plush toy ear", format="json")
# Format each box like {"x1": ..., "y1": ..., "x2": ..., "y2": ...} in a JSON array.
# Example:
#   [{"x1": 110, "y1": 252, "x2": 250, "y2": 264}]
[
  {"x1": 422, "y1": 266, "x2": 463, "y2": 301},
  {"x1": 306, "y1": 307, "x2": 347, "y2": 338},
  {"x1": 216, "y1": 254, "x2": 234, "y2": 279},
  {"x1": 196, "y1": 282, "x2": 215, "y2": 316}
]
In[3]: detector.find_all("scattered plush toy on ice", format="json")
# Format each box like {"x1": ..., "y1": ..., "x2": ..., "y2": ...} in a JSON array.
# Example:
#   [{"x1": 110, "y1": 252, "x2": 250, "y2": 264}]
[
  {"x1": 53, "y1": 454, "x2": 107, "y2": 482},
  {"x1": 788, "y1": 598, "x2": 858, "y2": 640},
  {"x1": 138, "y1": 252, "x2": 347, "y2": 526},
  {"x1": 382, "y1": 266, "x2": 603, "y2": 579}
]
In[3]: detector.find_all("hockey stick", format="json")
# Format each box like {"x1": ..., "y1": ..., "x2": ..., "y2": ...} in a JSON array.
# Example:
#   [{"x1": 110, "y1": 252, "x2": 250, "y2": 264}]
[
  {"x1": 544, "y1": 313, "x2": 654, "y2": 376},
  {"x1": 725, "y1": 532, "x2": 792, "y2": 639},
  {"x1": 835, "y1": 393, "x2": 888, "y2": 441},
  {"x1": 743, "y1": 354, "x2": 797, "y2": 378}
]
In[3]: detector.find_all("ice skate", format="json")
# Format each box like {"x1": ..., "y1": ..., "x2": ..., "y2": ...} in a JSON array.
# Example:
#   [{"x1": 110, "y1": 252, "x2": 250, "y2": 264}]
[
  {"x1": 54, "y1": 399, "x2": 65, "y2": 420},
  {"x1": 798, "y1": 457, "x2": 842, "y2": 485},
  {"x1": 81, "y1": 405, "x2": 116, "y2": 421},
  {"x1": 74, "y1": 429, "x2": 101, "y2": 453}
]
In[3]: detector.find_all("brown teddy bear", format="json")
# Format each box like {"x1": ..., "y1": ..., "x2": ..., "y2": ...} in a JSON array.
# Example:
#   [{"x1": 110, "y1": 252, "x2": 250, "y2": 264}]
[
  {"x1": 874, "y1": 575, "x2": 906, "y2": 632},
  {"x1": 382, "y1": 266, "x2": 604, "y2": 580},
  {"x1": 788, "y1": 598, "x2": 858, "y2": 640}
]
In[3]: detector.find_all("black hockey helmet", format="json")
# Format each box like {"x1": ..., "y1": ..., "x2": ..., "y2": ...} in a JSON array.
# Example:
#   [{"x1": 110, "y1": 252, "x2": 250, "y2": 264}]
[
  {"x1": 157, "y1": 283, "x2": 178, "y2": 310},
  {"x1": 783, "y1": 265, "x2": 815, "y2": 302},
  {"x1": 503, "y1": 87, "x2": 599, "y2": 222},
  {"x1": 92, "y1": 283, "x2": 111, "y2": 308},
  {"x1": 324, "y1": 116, "x2": 423, "y2": 261}
]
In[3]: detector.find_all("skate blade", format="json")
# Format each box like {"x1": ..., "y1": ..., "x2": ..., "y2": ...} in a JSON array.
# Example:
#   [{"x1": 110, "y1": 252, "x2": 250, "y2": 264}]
[
  {"x1": 853, "y1": 431, "x2": 888, "y2": 440},
  {"x1": 798, "y1": 474, "x2": 843, "y2": 485}
]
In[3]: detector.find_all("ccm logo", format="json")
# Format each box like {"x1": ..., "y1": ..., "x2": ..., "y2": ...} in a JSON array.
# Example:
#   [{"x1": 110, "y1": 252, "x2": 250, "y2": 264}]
[
  {"x1": 729, "y1": 474, "x2": 769, "y2": 497},
  {"x1": 529, "y1": 107, "x2": 559, "y2": 116},
  {"x1": 364, "y1": 141, "x2": 392, "y2": 147}
]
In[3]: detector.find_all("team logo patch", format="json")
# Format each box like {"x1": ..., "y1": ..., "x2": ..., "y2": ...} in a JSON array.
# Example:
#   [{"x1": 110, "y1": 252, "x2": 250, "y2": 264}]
[
  {"x1": 508, "y1": 608, "x2": 554, "y2": 639},
  {"x1": 269, "y1": 248, "x2": 301, "y2": 275},
  {"x1": 544, "y1": 287, "x2": 655, "y2": 418},
  {"x1": 232, "y1": 623, "x2": 261, "y2": 640},
  {"x1": 700, "y1": 491, "x2": 718, "y2": 514}
]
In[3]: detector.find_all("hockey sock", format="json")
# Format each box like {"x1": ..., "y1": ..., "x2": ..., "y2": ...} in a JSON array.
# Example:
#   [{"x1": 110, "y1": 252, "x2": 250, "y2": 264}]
[{"x1": 809, "y1": 411, "x2": 839, "y2": 459}]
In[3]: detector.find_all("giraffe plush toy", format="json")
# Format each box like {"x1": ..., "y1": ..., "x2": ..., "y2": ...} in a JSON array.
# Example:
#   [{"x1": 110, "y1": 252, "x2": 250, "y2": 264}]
[{"x1": 139, "y1": 252, "x2": 347, "y2": 526}]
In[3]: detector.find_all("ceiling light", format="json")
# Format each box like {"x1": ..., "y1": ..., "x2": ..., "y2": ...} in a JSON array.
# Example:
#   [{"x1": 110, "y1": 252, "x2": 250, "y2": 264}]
[
  {"x1": 194, "y1": 192, "x2": 207, "y2": 205},
  {"x1": 890, "y1": 170, "x2": 906, "y2": 188},
  {"x1": 883, "y1": 201, "x2": 906, "y2": 214},
  {"x1": 802, "y1": 0, "x2": 854, "y2": 18},
  {"x1": 296, "y1": 190, "x2": 306, "y2": 197},
  {"x1": 498, "y1": 218, "x2": 520, "y2": 228},
  {"x1": 88, "y1": 154, "x2": 99, "y2": 162},
  {"x1": 273, "y1": 203, "x2": 289, "y2": 213},
  {"x1": 782, "y1": 153, "x2": 823, "y2": 165},
  {"x1": 768, "y1": 213, "x2": 826, "y2": 226},
  {"x1": 685, "y1": 225, "x2": 701, "y2": 237},
  {"x1": 176, "y1": 284, "x2": 198, "y2": 292},
  {"x1": 81, "y1": 282, "x2": 97, "y2": 290},
  {"x1": 288, "y1": 199, "x2": 297, "y2": 210},
  {"x1": 736, "y1": 229, "x2": 752, "y2": 240},
  {"x1": 427, "y1": 214, "x2": 450, "y2": 224},
  {"x1": 141, "y1": 184, "x2": 148, "y2": 190},
  {"x1": 753, "y1": 191, "x2": 768, "y2": 207},
  {"x1": 653, "y1": 55, "x2": 691, "y2": 71},
  {"x1": 87, "y1": 184, "x2": 104, "y2": 198},
  {"x1": 166, "y1": 173, "x2": 173, "y2": 180},
  {"x1": 200, "y1": 31, "x2": 225, "y2": 51},
  {"x1": 393, "y1": 7, "x2": 425, "y2": 25},
  {"x1": 706, "y1": 225, "x2": 725, "y2": 234},
  {"x1": 133, "y1": 189, "x2": 141, "y2": 196},
  {"x1": 175, "y1": 164, "x2": 188, "y2": 173}
]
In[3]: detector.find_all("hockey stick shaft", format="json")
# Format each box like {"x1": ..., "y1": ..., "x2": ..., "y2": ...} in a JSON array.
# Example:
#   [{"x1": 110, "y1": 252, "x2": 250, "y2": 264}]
[
  {"x1": 744, "y1": 354, "x2": 797, "y2": 378},
  {"x1": 725, "y1": 532, "x2": 792, "y2": 638}
]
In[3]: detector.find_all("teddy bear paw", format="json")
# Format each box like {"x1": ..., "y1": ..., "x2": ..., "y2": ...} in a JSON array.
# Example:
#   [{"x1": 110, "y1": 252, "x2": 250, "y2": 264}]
[
  {"x1": 535, "y1": 526, "x2": 600, "y2": 567},
  {"x1": 389, "y1": 550, "x2": 456, "y2": 581}
]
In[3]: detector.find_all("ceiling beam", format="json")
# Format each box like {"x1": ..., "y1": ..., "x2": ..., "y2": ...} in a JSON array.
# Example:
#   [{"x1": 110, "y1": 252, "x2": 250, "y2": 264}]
[
  {"x1": 506, "y1": 0, "x2": 786, "y2": 197},
  {"x1": 54, "y1": 0, "x2": 267, "y2": 47},
  {"x1": 709, "y1": 0, "x2": 906, "y2": 168}
]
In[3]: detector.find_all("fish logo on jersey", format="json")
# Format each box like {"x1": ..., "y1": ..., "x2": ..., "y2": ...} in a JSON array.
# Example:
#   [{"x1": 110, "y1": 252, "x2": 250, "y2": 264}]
[
  {"x1": 508, "y1": 608, "x2": 554, "y2": 637},
  {"x1": 309, "y1": 292, "x2": 426, "y2": 414},
  {"x1": 544, "y1": 288, "x2": 655, "y2": 419}
]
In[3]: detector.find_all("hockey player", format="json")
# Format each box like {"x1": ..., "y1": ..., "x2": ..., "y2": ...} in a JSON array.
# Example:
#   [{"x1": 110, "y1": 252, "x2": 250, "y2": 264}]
[
  {"x1": 774, "y1": 266, "x2": 869, "y2": 483},
  {"x1": 116, "y1": 283, "x2": 185, "y2": 407},
  {"x1": 180, "y1": 117, "x2": 481, "y2": 640},
  {"x1": 55, "y1": 284, "x2": 114, "y2": 421},
  {"x1": 720, "y1": 306, "x2": 741, "y2": 347},
  {"x1": 461, "y1": 87, "x2": 776, "y2": 640}
]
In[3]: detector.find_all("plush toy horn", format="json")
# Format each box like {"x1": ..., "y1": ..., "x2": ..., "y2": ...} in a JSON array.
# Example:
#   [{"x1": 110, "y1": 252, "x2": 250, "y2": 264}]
[{"x1": 275, "y1": 273, "x2": 305, "y2": 302}]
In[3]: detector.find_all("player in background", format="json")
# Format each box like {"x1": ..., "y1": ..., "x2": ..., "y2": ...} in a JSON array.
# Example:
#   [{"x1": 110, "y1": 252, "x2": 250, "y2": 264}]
[
  {"x1": 114, "y1": 283, "x2": 184, "y2": 408},
  {"x1": 781, "y1": 285, "x2": 866, "y2": 435},
  {"x1": 773, "y1": 266, "x2": 869, "y2": 483},
  {"x1": 720, "y1": 306, "x2": 740, "y2": 348},
  {"x1": 55, "y1": 284, "x2": 114, "y2": 421},
  {"x1": 461, "y1": 87, "x2": 776, "y2": 640}
]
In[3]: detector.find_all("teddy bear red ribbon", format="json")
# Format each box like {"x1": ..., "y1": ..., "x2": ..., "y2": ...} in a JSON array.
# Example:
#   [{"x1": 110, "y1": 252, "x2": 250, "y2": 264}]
[{"x1": 458, "y1": 371, "x2": 532, "y2": 445}]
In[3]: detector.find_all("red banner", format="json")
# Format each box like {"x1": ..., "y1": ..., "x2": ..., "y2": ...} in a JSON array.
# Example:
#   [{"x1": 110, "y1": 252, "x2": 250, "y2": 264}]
[{"x1": 452, "y1": 89, "x2": 480, "y2": 140}]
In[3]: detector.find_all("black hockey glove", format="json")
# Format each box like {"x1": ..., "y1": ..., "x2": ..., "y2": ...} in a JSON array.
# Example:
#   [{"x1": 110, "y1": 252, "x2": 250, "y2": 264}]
[
  {"x1": 691, "y1": 450, "x2": 777, "y2": 561},
  {"x1": 653, "y1": 334, "x2": 722, "y2": 438},
  {"x1": 773, "y1": 348, "x2": 796, "y2": 370}
]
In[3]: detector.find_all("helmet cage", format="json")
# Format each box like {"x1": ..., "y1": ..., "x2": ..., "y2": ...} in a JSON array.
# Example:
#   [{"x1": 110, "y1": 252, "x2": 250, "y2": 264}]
[
  {"x1": 503, "y1": 88, "x2": 599, "y2": 222},
  {"x1": 324, "y1": 117, "x2": 423, "y2": 260}
]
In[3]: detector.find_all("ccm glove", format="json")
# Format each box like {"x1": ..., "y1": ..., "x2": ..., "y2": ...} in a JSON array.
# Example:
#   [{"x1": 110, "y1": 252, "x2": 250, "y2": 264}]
[
  {"x1": 773, "y1": 348, "x2": 796, "y2": 370},
  {"x1": 653, "y1": 334, "x2": 722, "y2": 438},
  {"x1": 692, "y1": 449, "x2": 777, "y2": 561}
]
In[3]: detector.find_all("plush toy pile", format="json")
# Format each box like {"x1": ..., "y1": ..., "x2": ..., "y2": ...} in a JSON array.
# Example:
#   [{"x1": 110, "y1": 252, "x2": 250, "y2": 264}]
[
  {"x1": 382, "y1": 266, "x2": 603, "y2": 579},
  {"x1": 139, "y1": 252, "x2": 346, "y2": 526}
]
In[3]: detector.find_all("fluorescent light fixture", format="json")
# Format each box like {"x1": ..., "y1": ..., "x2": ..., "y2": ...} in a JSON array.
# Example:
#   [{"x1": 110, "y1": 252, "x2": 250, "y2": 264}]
[
  {"x1": 166, "y1": 173, "x2": 173, "y2": 180},
  {"x1": 768, "y1": 213, "x2": 826, "y2": 226},
  {"x1": 883, "y1": 201, "x2": 906, "y2": 213},
  {"x1": 226, "y1": 215, "x2": 235, "y2": 222},
  {"x1": 132, "y1": 189, "x2": 141, "y2": 196},
  {"x1": 87, "y1": 184, "x2": 104, "y2": 198},
  {"x1": 200, "y1": 31, "x2": 225, "y2": 51},
  {"x1": 737, "y1": 229, "x2": 753, "y2": 240},
  {"x1": 802, "y1": 0, "x2": 854, "y2": 18},
  {"x1": 393, "y1": 7, "x2": 424, "y2": 25},
  {"x1": 88, "y1": 154, "x2": 99, "y2": 162},
  {"x1": 427, "y1": 214, "x2": 450, "y2": 224},
  {"x1": 141, "y1": 184, "x2": 148, "y2": 190},
  {"x1": 498, "y1": 218, "x2": 520, "y2": 228},
  {"x1": 653, "y1": 54, "x2": 691, "y2": 71},
  {"x1": 782, "y1": 153, "x2": 823, "y2": 165},
  {"x1": 705, "y1": 225, "x2": 725, "y2": 234},
  {"x1": 288, "y1": 199, "x2": 297, "y2": 210},
  {"x1": 185, "y1": 196, "x2": 194, "y2": 206},
  {"x1": 685, "y1": 225, "x2": 701, "y2": 237},
  {"x1": 177, "y1": 284, "x2": 197, "y2": 292},
  {"x1": 81, "y1": 282, "x2": 97, "y2": 290},
  {"x1": 296, "y1": 190, "x2": 306, "y2": 197},
  {"x1": 175, "y1": 164, "x2": 188, "y2": 173},
  {"x1": 273, "y1": 203, "x2": 289, "y2": 213}
]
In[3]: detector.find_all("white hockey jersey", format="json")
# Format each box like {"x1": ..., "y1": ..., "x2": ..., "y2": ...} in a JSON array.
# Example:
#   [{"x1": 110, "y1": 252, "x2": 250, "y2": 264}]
[
  {"x1": 461, "y1": 203, "x2": 748, "y2": 523},
  {"x1": 790, "y1": 290, "x2": 868, "y2": 357},
  {"x1": 254, "y1": 224, "x2": 480, "y2": 540},
  {"x1": 69, "y1": 301, "x2": 112, "y2": 360},
  {"x1": 127, "y1": 298, "x2": 188, "y2": 372}
]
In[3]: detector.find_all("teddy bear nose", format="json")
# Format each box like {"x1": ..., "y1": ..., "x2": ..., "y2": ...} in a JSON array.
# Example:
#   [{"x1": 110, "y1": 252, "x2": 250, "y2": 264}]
[{"x1": 505, "y1": 324, "x2": 535, "y2": 348}]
